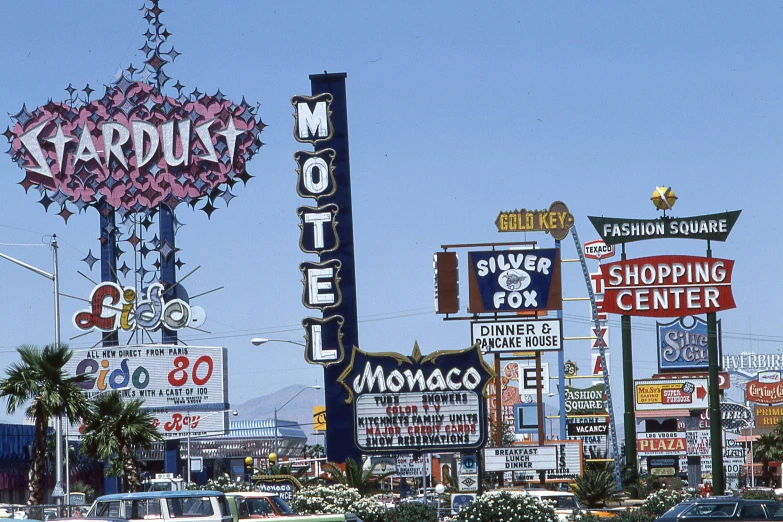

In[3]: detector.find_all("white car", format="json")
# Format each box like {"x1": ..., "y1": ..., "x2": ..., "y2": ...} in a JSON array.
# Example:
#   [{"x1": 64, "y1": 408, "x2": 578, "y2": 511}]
[{"x1": 514, "y1": 490, "x2": 583, "y2": 522}]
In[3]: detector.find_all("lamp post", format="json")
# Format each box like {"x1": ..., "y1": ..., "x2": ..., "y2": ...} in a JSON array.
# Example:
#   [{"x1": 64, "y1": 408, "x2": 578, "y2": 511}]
[
  {"x1": 186, "y1": 409, "x2": 238, "y2": 483},
  {"x1": 249, "y1": 339, "x2": 321, "y2": 457},
  {"x1": 0, "y1": 236, "x2": 63, "y2": 504},
  {"x1": 272, "y1": 386, "x2": 321, "y2": 456}
]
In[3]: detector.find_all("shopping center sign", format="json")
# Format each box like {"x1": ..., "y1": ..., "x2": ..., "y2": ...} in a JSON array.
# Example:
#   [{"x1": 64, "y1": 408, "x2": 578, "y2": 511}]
[
  {"x1": 338, "y1": 342, "x2": 494, "y2": 453},
  {"x1": 600, "y1": 255, "x2": 735, "y2": 317}
]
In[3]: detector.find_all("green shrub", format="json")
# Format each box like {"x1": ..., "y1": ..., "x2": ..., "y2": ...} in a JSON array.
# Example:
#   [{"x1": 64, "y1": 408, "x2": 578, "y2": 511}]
[
  {"x1": 453, "y1": 490, "x2": 557, "y2": 522},
  {"x1": 391, "y1": 502, "x2": 437, "y2": 522},
  {"x1": 742, "y1": 490, "x2": 779, "y2": 501}
]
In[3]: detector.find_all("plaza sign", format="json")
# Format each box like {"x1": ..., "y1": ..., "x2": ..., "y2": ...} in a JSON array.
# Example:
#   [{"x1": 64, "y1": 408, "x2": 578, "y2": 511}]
[
  {"x1": 600, "y1": 255, "x2": 736, "y2": 317},
  {"x1": 587, "y1": 211, "x2": 741, "y2": 245},
  {"x1": 637, "y1": 432, "x2": 687, "y2": 456},
  {"x1": 338, "y1": 342, "x2": 494, "y2": 453}
]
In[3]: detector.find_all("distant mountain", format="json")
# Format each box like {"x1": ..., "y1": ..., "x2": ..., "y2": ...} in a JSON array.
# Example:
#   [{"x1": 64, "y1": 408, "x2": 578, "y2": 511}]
[{"x1": 233, "y1": 385, "x2": 324, "y2": 445}]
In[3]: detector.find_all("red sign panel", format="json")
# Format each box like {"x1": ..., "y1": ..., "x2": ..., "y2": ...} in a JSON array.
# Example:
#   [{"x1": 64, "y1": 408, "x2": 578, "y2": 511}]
[
  {"x1": 600, "y1": 255, "x2": 735, "y2": 317},
  {"x1": 747, "y1": 379, "x2": 783, "y2": 405}
]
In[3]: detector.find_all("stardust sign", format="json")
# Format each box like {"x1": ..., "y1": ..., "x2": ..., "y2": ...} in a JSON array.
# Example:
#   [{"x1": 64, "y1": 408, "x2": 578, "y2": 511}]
[
  {"x1": 65, "y1": 345, "x2": 227, "y2": 411},
  {"x1": 471, "y1": 318, "x2": 562, "y2": 354},
  {"x1": 467, "y1": 249, "x2": 562, "y2": 313},
  {"x1": 338, "y1": 343, "x2": 493, "y2": 453},
  {"x1": 600, "y1": 255, "x2": 736, "y2": 317}
]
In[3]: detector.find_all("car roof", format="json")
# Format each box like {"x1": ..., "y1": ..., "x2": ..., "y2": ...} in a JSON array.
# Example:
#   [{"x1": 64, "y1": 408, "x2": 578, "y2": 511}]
[
  {"x1": 224, "y1": 492, "x2": 277, "y2": 498},
  {"x1": 96, "y1": 490, "x2": 225, "y2": 501},
  {"x1": 524, "y1": 490, "x2": 575, "y2": 497}
]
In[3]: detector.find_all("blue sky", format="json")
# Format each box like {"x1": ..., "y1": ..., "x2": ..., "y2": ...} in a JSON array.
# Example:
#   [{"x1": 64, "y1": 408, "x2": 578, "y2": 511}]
[{"x1": 0, "y1": 1, "x2": 780, "y2": 426}]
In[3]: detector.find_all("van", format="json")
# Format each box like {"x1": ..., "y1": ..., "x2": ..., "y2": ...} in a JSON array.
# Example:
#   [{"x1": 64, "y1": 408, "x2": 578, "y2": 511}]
[
  {"x1": 88, "y1": 490, "x2": 233, "y2": 522},
  {"x1": 223, "y1": 492, "x2": 363, "y2": 522}
]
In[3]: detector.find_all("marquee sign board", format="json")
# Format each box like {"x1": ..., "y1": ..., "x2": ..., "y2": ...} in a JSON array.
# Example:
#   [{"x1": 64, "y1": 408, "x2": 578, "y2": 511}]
[
  {"x1": 502, "y1": 440, "x2": 584, "y2": 482},
  {"x1": 395, "y1": 454, "x2": 431, "y2": 477},
  {"x1": 657, "y1": 317, "x2": 721, "y2": 372},
  {"x1": 149, "y1": 409, "x2": 227, "y2": 439},
  {"x1": 65, "y1": 345, "x2": 228, "y2": 411},
  {"x1": 495, "y1": 201, "x2": 575, "y2": 241},
  {"x1": 471, "y1": 319, "x2": 562, "y2": 354},
  {"x1": 587, "y1": 211, "x2": 741, "y2": 246},
  {"x1": 634, "y1": 378, "x2": 708, "y2": 411},
  {"x1": 467, "y1": 249, "x2": 562, "y2": 313},
  {"x1": 567, "y1": 422, "x2": 609, "y2": 437},
  {"x1": 637, "y1": 432, "x2": 687, "y2": 456},
  {"x1": 600, "y1": 255, "x2": 736, "y2": 317},
  {"x1": 484, "y1": 446, "x2": 557, "y2": 472},
  {"x1": 338, "y1": 342, "x2": 494, "y2": 453}
]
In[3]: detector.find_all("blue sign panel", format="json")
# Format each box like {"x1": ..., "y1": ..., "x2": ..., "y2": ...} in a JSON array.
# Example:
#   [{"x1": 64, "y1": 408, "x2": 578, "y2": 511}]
[
  {"x1": 657, "y1": 316, "x2": 722, "y2": 372},
  {"x1": 514, "y1": 403, "x2": 544, "y2": 434},
  {"x1": 467, "y1": 249, "x2": 561, "y2": 313}
]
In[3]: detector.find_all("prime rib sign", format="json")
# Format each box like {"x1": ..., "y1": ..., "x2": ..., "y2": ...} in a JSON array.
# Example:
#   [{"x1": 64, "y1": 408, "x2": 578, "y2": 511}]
[
  {"x1": 338, "y1": 342, "x2": 494, "y2": 453},
  {"x1": 599, "y1": 255, "x2": 736, "y2": 317}
]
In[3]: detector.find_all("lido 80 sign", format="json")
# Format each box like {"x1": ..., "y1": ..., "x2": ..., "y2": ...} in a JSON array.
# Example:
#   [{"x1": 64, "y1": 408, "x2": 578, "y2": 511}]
[{"x1": 338, "y1": 342, "x2": 494, "y2": 453}]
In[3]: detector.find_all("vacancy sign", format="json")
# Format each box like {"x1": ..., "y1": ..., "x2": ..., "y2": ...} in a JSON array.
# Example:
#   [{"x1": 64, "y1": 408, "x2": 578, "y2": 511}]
[
  {"x1": 600, "y1": 255, "x2": 735, "y2": 318},
  {"x1": 634, "y1": 378, "x2": 709, "y2": 411}
]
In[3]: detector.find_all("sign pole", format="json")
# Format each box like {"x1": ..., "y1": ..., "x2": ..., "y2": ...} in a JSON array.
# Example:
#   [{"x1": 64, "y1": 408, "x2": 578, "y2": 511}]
[
  {"x1": 494, "y1": 354, "x2": 503, "y2": 488},
  {"x1": 706, "y1": 241, "x2": 725, "y2": 494},
  {"x1": 536, "y1": 352, "x2": 546, "y2": 488},
  {"x1": 620, "y1": 243, "x2": 637, "y2": 476}
]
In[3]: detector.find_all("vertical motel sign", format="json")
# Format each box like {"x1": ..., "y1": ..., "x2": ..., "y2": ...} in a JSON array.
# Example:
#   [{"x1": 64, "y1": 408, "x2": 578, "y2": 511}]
[{"x1": 293, "y1": 74, "x2": 360, "y2": 462}]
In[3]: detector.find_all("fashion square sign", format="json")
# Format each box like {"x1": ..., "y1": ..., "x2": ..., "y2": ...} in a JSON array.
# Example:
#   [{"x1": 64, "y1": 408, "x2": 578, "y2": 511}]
[
  {"x1": 600, "y1": 255, "x2": 735, "y2": 318},
  {"x1": 338, "y1": 342, "x2": 494, "y2": 453}
]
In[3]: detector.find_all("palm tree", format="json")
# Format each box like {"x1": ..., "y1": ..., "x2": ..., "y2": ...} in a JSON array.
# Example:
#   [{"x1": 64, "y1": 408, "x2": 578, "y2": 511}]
[
  {"x1": 571, "y1": 467, "x2": 621, "y2": 507},
  {"x1": 80, "y1": 391, "x2": 162, "y2": 491},
  {"x1": 755, "y1": 426, "x2": 783, "y2": 485},
  {"x1": 322, "y1": 457, "x2": 385, "y2": 495},
  {"x1": 0, "y1": 344, "x2": 89, "y2": 506}
]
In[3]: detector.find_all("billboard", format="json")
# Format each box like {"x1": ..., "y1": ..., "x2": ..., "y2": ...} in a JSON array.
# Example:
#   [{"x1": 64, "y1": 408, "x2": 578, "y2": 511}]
[
  {"x1": 600, "y1": 255, "x2": 736, "y2": 317},
  {"x1": 583, "y1": 239, "x2": 615, "y2": 261},
  {"x1": 587, "y1": 211, "x2": 741, "y2": 245},
  {"x1": 747, "y1": 377, "x2": 783, "y2": 405},
  {"x1": 66, "y1": 345, "x2": 228, "y2": 411},
  {"x1": 484, "y1": 446, "x2": 557, "y2": 472},
  {"x1": 467, "y1": 249, "x2": 562, "y2": 313},
  {"x1": 634, "y1": 378, "x2": 709, "y2": 411},
  {"x1": 564, "y1": 384, "x2": 607, "y2": 415},
  {"x1": 495, "y1": 201, "x2": 575, "y2": 241},
  {"x1": 657, "y1": 317, "x2": 721, "y2": 372},
  {"x1": 755, "y1": 405, "x2": 783, "y2": 427},
  {"x1": 637, "y1": 432, "x2": 687, "y2": 456},
  {"x1": 471, "y1": 318, "x2": 562, "y2": 354},
  {"x1": 493, "y1": 440, "x2": 583, "y2": 482},
  {"x1": 338, "y1": 342, "x2": 494, "y2": 453}
]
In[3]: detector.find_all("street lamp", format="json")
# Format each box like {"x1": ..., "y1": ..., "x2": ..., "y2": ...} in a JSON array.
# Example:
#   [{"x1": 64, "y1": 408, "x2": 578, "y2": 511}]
[
  {"x1": 0, "y1": 236, "x2": 63, "y2": 504},
  {"x1": 272, "y1": 386, "x2": 321, "y2": 456},
  {"x1": 251, "y1": 338, "x2": 305, "y2": 348},
  {"x1": 187, "y1": 409, "x2": 238, "y2": 483}
]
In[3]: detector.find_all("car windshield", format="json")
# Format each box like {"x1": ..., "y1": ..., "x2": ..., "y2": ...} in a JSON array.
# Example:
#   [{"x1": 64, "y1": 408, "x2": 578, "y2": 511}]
[
  {"x1": 662, "y1": 502, "x2": 694, "y2": 517},
  {"x1": 683, "y1": 503, "x2": 738, "y2": 517},
  {"x1": 268, "y1": 496, "x2": 294, "y2": 516},
  {"x1": 764, "y1": 502, "x2": 783, "y2": 519},
  {"x1": 537, "y1": 496, "x2": 579, "y2": 510}
]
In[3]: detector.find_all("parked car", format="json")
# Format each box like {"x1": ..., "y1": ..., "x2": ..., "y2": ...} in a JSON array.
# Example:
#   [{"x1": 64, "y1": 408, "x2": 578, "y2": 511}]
[
  {"x1": 88, "y1": 491, "x2": 232, "y2": 522},
  {"x1": 223, "y1": 492, "x2": 363, "y2": 522},
  {"x1": 654, "y1": 497, "x2": 783, "y2": 522}
]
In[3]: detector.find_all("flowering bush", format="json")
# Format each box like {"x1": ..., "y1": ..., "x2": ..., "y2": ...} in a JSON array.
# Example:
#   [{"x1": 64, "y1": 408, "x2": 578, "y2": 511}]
[
  {"x1": 290, "y1": 484, "x2": 389, "y2": 522},
  {"x1": 391, "y1": 502, "x2": 438, "y2": 522},
  {"x1": 641, "y1": 488, "x2": 696, "y2": 517},
  {"x1": 453, "y1": 491, "x2": 557, "y2": 522},
  {"x1": 186, "y1": 473, "x2": 253, "y2": 492}
]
